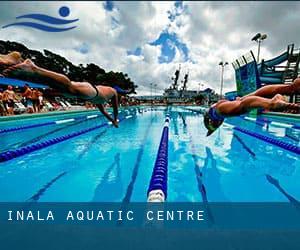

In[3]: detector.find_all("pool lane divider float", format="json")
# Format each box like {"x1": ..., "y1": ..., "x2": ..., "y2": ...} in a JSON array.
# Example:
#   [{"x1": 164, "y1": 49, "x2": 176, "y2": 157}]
[
  {"x1": 0, "y1": 112, "x2": 137, "y2": 163},
  {"x1": 0, "y1": 107, "x2": 142, "y2": 135},
  {"x1": 0, "y1": 113, "x2": 101, "y2": 134},
  {"x1": 177, "y1": 109, "x2": 299, "y2": 154},
  {"x1": 1, "y1": 109, "x2": 132, "y2": 151},
  {"x1": 234, "y1": 126, "x2": 300, "y2": 155},
  {"x1": 147, "y1": 116, "x2": 170, "y2": 202}
]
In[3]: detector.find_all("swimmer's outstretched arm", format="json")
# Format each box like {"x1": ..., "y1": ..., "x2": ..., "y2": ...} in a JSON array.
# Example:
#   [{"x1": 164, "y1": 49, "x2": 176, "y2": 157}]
[{"x1": 96, "y1": 104, "x2": 118, "y2": 128}]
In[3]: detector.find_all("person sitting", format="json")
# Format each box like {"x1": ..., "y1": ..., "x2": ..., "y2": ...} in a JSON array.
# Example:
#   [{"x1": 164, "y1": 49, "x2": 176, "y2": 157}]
[{"x1": 204, "y1": 79, "x2": 300, "y2": 136}]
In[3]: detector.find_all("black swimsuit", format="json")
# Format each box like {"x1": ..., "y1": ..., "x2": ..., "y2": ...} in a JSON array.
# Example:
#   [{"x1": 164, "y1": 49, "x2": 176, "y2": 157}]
[{"x1": 85, "y1": 83, "x2": 99, "y2": 101}]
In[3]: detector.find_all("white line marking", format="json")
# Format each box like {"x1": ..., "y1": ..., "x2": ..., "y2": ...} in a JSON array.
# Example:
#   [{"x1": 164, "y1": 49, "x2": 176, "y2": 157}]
[
  {"x1": 271, "y1": 121, "x2": 293, "y2": 128},
  {"x1": 244, "y1": 117, "x2": 256, "y2": 122},
  {"x1": 55, "y1": 119, "x2": 75, "y2": 124},
  {"x1": 87, "y1": 115, "x2": 98, "y2": 119}
]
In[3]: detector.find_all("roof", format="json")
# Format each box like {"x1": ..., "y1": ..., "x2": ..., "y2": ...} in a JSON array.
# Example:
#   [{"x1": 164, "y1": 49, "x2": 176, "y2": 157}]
[{"x1": 0, "y1": 77, "x2": 48, "y2": 89}]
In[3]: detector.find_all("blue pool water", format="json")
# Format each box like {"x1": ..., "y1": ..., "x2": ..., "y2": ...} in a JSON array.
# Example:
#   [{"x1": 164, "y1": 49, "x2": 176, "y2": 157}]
[{"x1": 0, "y1": 106, "x2": 299, "y2": 202}]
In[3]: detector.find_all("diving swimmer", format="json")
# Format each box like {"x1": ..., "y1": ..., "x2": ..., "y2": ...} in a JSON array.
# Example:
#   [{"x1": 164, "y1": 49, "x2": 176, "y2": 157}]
[
  {"x1": 3, "y1": 58, "x2": 133, "y2": 127},
  {"x1": 204, "y1": 78, "x2": 300, "y2": 136}
]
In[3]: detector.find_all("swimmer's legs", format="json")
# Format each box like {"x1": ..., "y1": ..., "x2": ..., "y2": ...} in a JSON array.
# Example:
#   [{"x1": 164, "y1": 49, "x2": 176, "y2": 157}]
[
  {"x1": 0, "y1": 51, "x2": 24, "y2": 67},
  {"x1": 218, "y1": 94, "x2": 299, "y2": 115},
  {"x1": 243, "y1": 78, "x2": 300, "y2": 99},
  {"x1": 4, "y1": 59, "x2": 76, "y2": 93}
]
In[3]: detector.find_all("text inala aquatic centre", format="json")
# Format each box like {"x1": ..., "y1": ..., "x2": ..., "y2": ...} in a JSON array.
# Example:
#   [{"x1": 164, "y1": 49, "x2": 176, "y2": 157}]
[{"x1": 7, "y1": 210, "x2": 204, "y2": 222}]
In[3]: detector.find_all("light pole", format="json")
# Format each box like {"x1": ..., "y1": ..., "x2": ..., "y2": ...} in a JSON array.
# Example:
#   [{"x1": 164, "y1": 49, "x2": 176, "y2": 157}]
[
  {"x1": 219, "y1": 61, "x2": 228, "y2": 99},
  {"x1": 251, "y1": 33, "x2": 267, "y2": 63},
  {"x1": 154, "y1": 84, "x2": 157, "y2": 101},
  {"x1": 150, "y1": 83, "x2": 153, "y2": 99},
  {"x1": 198, "y1": 83, "x2": 204, "y2": 92}
]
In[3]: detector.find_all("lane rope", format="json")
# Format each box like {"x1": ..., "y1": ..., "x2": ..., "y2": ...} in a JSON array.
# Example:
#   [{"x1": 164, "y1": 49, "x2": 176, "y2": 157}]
[
  {"x1": 0, "y1": 113, "x2": 101, "y2": 134},
  {"x1": 0, "y1": 112, "x2": 136, "y2": 163},
  {"x1": 234, "y1": 126, "x2": 300, "y2": 155},
  {"x1": 147, "y1": 116, "x2": 170, "y2": 202}
]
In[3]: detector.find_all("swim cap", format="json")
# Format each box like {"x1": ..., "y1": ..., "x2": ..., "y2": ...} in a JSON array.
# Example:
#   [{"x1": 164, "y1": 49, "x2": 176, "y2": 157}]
[{"x1": 203, "y1": 110, "x2": 224, "y2": 136}]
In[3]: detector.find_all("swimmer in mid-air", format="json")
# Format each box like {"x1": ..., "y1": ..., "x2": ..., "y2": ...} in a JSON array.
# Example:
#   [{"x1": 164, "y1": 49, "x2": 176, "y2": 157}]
[
  {"x1": 204, "y1": 78, "x2": 300, "y2": 136},
  {"x1": 3, "y1": 58, "x2": 133, "y2": 127},
  {"x1": 0, "y1": 51, "x2": 24, "y2": 77}
]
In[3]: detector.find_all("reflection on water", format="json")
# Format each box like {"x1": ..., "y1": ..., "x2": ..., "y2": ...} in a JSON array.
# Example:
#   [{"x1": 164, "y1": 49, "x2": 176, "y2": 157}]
[
  {"x1": 92, "y1": 153, "x2": 123, "y2": 202},
  {"x1": 266, "y1": 174, "x2": 300, "y2": 210}
]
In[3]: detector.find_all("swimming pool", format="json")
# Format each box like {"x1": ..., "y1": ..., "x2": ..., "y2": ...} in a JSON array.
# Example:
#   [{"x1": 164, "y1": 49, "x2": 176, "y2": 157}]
[{"x1": 0, "y1": 106, "x2": 299, "y2": 202}]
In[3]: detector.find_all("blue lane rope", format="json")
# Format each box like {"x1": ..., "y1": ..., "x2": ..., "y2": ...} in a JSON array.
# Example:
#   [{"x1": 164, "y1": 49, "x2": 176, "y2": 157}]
[
  {"x1": 3, "y1": 116, "x2": 100, "y2": 152},
  {"x1": 234, "y1": 126, "x2": 300, "y2": 155},
  {"x1": 1, "y1": 109, "x2": 131, "y2": 152},
  {"x1": 0, "y1": 107, "x2": 139, "y2": 135},
  {"x1": 147, "y1": 116, "x2": 170, "y2": 202},
  {"x1": 0, "y1": 113, "x2": 135, "y2": 163},
  {"x1": 0, "y1": 113, "x2": 101, "y2": 134}
]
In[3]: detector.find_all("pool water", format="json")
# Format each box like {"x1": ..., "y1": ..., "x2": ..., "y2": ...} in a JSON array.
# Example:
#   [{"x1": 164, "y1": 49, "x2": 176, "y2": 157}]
[{"x1": 0, "y1": 106, "x2": 299, "y2": 202}]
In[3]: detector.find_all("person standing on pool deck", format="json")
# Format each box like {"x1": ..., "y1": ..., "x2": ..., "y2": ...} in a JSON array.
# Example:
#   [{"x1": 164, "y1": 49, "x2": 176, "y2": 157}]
[
  {"x1": 3, "y1": 85, "x2": 17, "y2": 115},
  {"x1": 3, "y1": 59, "x2": 133, "y2": 127},
  {"x1": 204, "y1": 78, "x2": 300, "y2": 136},
  {"x1": 22, "y1": 84, "x2": 34, "y2": 113},
  {"x1": 31, "y1": 88, "x2": 40, "y2": 113},
  {"x1": 0, "y1": 89, "x2": 7, "y2": 116}
]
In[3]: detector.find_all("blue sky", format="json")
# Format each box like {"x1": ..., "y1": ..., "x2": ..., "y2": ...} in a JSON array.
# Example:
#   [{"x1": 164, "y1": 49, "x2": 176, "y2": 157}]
[
  {"x1": 103, "y1": 1, "x2": 114, "y2": 12},
  {"x1": 74, "y1": 42, "x2": 89, "y2": 54},
  {"x1": 126, "y1": 1, "x2": 189, "y2": 64},
  {"x1": 127, "y1": 31, "x2": 189, "y2": 64}
]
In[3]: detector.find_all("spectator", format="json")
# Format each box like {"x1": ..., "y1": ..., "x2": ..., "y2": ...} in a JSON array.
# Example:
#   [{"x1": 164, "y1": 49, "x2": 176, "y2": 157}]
[
  {"x1": 37, "y1": 89, "x2": 44, "y2": 112},
  {"x1": 22, "y1": 84, "x2": 34, "y2": 113},
  {"x1": 31, "y1": 88, "x2": 39, "y2": 112},
  {"x1": 0, "y1": 89, "x2": 7, "y2": 116},
  {"x1": 3, "y1": 85, "x2": 16, "y2": 115}
]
